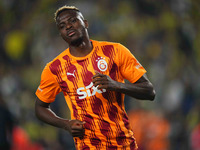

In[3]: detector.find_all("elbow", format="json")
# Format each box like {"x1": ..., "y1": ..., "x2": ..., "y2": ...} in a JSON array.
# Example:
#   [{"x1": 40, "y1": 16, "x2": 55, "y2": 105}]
[
  {"x1": 146, "y1": 83, "x2": 156, "y2": 101},
  {"x1": 149, "y1": 89, "x2": 156, "y2": 101}
]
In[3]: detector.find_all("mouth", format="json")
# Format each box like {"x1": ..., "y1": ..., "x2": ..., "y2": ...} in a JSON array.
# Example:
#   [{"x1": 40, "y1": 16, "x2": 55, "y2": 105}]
[{"x1": 67, "y1": 30, "x2": 76, "y2": 37}]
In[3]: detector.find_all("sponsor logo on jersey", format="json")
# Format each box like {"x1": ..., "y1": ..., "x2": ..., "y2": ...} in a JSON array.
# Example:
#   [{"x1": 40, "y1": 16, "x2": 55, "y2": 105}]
[
  {"x1": 77, "y1": 82, "x2": 106, "y2": 99},
  {"x1": 67, "y1": 70, "x2": 76, "y2": 78}
]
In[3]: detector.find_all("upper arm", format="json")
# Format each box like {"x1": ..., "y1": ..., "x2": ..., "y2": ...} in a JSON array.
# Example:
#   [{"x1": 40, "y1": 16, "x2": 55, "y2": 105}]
[
  {"x1": 35, "y1": 97, "x2": 51, "y2": 118},
  {"x1": 35, "y1": 97, "x2": 50, "y2": 108},
  {"x1": 135, "y1": 74, "x2": 150, "y2": 84}
]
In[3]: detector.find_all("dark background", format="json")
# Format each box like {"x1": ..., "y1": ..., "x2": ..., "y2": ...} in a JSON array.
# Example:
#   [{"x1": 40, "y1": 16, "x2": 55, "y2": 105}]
[{"x1": 0, "y1": 0, "x2": 200, "y2": 150}]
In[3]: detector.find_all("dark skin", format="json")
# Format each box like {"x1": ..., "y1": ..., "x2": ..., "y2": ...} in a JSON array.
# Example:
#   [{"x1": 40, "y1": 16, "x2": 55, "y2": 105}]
[
  {"x1": 35, "y1": 9, "x2": 155, "y2": 138},
  {"x1": 57, "y1": 10, "x2": 92, "y2": 57}
]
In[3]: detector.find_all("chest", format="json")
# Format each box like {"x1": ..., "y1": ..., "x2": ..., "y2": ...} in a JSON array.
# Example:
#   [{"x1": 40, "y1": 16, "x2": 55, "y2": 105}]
[{"x1": 58, "y1": 56, "x2": 111, "y2": 95}]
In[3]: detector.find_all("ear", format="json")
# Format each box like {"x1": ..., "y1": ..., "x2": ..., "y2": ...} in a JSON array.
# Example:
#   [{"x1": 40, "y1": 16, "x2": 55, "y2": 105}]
[{"x1": 84, "y1": 20, "x2": 89, "y2": 29}]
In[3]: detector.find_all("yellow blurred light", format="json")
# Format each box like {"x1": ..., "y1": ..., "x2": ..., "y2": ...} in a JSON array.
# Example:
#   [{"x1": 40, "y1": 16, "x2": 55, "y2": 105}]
[{"x1": 4, "y1": 30, "x2": 27, "y2": 60}]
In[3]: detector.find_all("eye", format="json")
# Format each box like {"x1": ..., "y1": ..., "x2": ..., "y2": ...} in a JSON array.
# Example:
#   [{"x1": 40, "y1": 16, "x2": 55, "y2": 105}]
[
  {"x1": 59, "y1": 24, "x2": 65, "y2": 29},
  {"x1": 70, "y1": 18, "x2": 77, "y2": 23}
]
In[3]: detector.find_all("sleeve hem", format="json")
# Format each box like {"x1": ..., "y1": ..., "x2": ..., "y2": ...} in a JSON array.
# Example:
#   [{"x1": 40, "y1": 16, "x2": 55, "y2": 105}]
[
  {"x1": 129, "y1": 70, "x2": 147, "y2": 83},
  {"x1": 35, "y1": 91, "x2": 55, "y2": 103}
]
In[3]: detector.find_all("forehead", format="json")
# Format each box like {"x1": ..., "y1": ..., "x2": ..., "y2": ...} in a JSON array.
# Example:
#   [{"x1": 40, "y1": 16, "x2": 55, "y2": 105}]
[{"x1": 56, "y1": 10, "x2": 81, "y2": 24}]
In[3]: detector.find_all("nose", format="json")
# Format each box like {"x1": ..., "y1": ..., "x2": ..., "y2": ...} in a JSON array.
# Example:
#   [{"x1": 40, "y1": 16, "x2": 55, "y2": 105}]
[{"x1": 66, "y1": 22, "x2": 72, "y2": 30}]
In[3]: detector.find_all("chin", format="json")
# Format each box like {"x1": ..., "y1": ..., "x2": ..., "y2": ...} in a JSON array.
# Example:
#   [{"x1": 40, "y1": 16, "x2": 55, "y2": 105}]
[{"x1": 70, "y1": 37, "x2": 84, "y2": 46}]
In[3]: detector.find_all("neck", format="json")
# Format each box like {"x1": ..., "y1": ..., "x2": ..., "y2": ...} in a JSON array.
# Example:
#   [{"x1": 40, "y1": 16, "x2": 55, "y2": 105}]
[{"x1": 69, "y1": 38, "x2": 93, "y2": 57}]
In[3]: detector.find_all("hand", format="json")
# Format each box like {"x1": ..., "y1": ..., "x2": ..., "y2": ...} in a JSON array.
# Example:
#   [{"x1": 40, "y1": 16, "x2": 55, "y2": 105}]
[
  {"x1": 64, "y1": 120, "x2": 85, "y2": 137},
  {"x1": 92, "y1": 70, "x2": 119, "y2": 91}
]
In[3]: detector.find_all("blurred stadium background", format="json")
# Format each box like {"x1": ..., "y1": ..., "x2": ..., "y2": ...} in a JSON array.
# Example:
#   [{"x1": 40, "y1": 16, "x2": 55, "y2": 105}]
[{"x1": 0, "y1": 0, "x2": 200, "y2": 150}]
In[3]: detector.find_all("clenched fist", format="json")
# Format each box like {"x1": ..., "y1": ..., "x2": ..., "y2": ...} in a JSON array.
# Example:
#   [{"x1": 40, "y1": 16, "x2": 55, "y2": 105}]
[{"x1": 64, "y1": 120, "x2": 85, "y2": 137}]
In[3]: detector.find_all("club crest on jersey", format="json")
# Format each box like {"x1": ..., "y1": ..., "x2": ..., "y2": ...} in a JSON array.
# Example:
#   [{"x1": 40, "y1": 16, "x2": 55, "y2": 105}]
[{"x1": 96, "y1": 57, "x2": 108, "y2": 72}]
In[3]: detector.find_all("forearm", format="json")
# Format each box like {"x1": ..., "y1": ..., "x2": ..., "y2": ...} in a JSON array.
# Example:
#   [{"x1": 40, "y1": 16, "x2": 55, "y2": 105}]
[
  {"x1": 35, "y1": 99, "x2": 86, "y2": 137},
  {"x1": 115, "y1": 81, "x2": 155, "y2": 100},
  {"x1": 92, "y1": 72, "x2": 156, "y2": 100},
  {"x1": 35, "y1": 105, "x2": 68, "y2": 129}
]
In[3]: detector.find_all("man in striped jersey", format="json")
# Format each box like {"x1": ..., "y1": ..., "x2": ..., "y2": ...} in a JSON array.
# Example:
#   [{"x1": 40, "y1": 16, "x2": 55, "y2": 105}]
[{"x1": 35, "y1": 5, "x2": 155, "y2": 150}]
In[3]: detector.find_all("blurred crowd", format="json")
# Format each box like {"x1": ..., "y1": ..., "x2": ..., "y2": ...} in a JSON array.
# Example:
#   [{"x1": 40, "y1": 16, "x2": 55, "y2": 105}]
[{"x1": 0, "y1": 0, "x2": 200, "y2": 150}]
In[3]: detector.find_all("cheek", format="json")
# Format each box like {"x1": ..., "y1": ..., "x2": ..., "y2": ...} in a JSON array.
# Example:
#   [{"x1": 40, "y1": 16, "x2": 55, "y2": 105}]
[
  {"x1": 60, "y1": 32, "x2": 65, "y2": 38},
  {"x1": 60, "y1": 29, "x2": 66, "y2": 34},
  {"x1": 75, "y1": 22, "x2": 86, "y2": 30},
  {"x1": 60, "y1": 32, "x2": 68, "y2": 41},
  {"x1": 59, "y1": 30, "x2": 66, "y2": 37},
  {"x1": 78, "y1": 25, "x2": 87, "y2": 34}
]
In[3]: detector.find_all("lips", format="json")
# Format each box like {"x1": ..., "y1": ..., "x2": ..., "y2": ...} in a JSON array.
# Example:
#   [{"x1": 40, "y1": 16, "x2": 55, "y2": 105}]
[{"x1": 67, "y1": 30, "x2": 76, "y2": 37}]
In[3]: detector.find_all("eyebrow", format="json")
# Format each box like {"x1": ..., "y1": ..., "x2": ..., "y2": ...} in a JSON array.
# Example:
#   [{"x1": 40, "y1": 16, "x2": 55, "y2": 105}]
[{"x1": 58, "y1": 17, "x2": 73, "y2": 26}]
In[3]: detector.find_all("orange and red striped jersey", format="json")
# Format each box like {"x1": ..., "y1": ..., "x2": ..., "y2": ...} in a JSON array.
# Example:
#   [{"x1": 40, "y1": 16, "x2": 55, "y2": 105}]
[{"x1": 36, "y1": 40, "x2": 146, "y2": 150}]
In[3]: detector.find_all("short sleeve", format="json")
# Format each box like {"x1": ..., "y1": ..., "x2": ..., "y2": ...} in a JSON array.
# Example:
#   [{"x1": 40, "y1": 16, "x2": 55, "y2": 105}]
[
  {"x1": 117, "y1": 44, "x2": 146, "y2": 83},
  {"x1": 35, "y1": 65, "x2": 62, "y2": 103}
]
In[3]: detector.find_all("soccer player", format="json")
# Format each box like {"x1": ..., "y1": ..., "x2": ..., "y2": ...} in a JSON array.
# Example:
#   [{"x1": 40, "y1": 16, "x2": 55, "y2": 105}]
[{"x1": 35, "y1": 5, "x2": 155, "y2": 150}]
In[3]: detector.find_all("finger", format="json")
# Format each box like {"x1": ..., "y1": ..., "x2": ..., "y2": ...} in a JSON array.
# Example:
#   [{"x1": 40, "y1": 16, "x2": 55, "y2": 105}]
[
  {"x1": 71, "y1": 121, "x2": 86, "y2": 129},
  {"x1": 72, "y1": 120, "x2": 85, "y2": 125},
  {"x1": 71, "y1": 130, "x2": 85, "y2": 137},
  {"x1": 93, "y1": 82, "x2": 104, "y2": 88},
  {"x1": 94, "y1": 70, "x2": 100, "y2": 74},
  {"x1": 92, "y1": 76, "x2": 107, "y2": 83},
  {"x1": 93, "y1": 71, "x2": 104, "y2": 78},
  {"x1": 92, "y1": 78, "x2": 102, "y2": 85},
  {"x1": 71, "y1": 129, "x2": 85, "y2": 137},
  {"x1": 97, "y1": 84, "x2": 107, "y2": 90},
  {"x1": 79, "y1": 121, "x2": 86, "y2": 125},
  {"x1": 71, "y1": 128, "x2": 85, "y2": 134},
  {"x1": 72, "y1": 133, "x2": 85, "y2": 137},
  {"x1": 72, "y1": 132, "x2": 84, "y2": 137},
  {"x1": 93, "y1": 80, "x2": 108, "y2": 87},
  {"x1": 75, "y1": 121, "x2": 86, "y2": 127},
  {"x1": 71, "y1": 125, "x2": 84, "y2": 130},
  {"x1": 92, "y1": 74, "x2": 103, "y2": 79}
]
